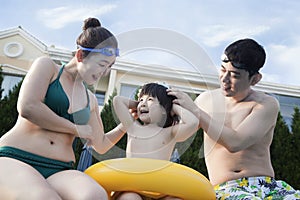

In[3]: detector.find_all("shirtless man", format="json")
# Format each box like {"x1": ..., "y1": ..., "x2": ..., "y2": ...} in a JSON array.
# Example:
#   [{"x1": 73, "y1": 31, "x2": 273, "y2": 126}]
[{"x1": 168, "y1": 38, "x2": 300, "y2": 199}]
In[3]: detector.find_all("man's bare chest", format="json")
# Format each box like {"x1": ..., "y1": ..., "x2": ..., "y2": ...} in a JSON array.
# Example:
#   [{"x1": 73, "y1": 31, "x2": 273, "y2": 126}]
[{"x1": 210, "y1": 102, "x2": 256, "y2": 128}]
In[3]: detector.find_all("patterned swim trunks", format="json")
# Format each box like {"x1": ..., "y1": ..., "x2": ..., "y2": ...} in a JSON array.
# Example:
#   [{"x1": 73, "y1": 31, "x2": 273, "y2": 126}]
[{"x1": 214, "y1": 176, "x2": 300, "y2": 200}]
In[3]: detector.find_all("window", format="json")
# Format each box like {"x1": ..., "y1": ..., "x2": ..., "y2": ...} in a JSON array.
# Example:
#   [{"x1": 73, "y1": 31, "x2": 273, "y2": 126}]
[
  {"x1": 95, "y1": 91, "x2": 105, "y2": 106},
  {"x1": 269, "y1": 93, "x2": 300, "y2": 129},
  {"x1": 120, "y1": 84, "x2": 139, "y2": 99},
  {"x1": 1, "y1": 74, "x2": 22, "y2": 99}
]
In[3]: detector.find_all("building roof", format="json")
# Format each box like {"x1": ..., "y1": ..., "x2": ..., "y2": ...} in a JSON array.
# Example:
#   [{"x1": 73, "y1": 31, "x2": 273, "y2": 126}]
[
  {"x1": 0, "y1": 26, "x2": 72, "y2": 62},
  {"x1": 0, "y1": 26, "x2": 47, "y2": 52}
]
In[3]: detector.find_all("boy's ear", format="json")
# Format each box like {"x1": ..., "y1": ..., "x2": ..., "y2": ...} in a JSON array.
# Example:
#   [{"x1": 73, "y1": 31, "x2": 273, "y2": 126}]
[
  {"x1": 76, "y1": 49, "x2": 84, "y2": 62},
  {"x1": 251, "y1": 73, "x2": 262, "y2": 85}
]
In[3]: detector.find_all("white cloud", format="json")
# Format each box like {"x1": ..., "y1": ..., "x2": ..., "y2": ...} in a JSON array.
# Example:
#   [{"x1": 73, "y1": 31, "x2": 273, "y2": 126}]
[
  {"x1": 197, "y1": 24, "x2": 270, "y2": 47},
  {"x1": 37, "y1": 4, "x2": 117, "y2": 29},
  {"x1": 265, "y1": 43, "x2": 300, "y2": 86},
  {"x1": 260, "y1": 72, "x2": 280, "y2": 84}
]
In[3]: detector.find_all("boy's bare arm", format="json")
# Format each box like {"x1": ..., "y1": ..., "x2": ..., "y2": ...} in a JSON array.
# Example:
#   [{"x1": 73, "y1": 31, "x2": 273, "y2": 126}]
[{"x1": 113, "y1": 96, "x2": 138, "y2": 129}]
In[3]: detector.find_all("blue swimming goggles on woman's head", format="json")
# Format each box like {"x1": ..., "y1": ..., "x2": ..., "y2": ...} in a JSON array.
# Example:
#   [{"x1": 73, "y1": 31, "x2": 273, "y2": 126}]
[{"x1": 78, "y1": 45, "x2": 119, "y2": 57}]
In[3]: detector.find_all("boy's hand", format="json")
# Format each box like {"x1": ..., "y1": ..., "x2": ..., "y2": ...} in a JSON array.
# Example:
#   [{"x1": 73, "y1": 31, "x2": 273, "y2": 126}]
[{"x1": 129, "y1": 108, "x2": 138, "y2": 120}]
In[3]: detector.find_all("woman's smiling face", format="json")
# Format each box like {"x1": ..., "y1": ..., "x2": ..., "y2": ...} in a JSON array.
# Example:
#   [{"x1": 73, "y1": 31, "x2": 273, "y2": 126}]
[{"x1": 78, "y1": 52, "x2": 116, "y2": 85}]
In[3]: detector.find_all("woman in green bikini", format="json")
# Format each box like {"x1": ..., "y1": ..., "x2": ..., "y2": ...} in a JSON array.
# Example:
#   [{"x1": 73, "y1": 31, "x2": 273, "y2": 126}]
[{"x1": 0, "y1": 18, "x2": 125, "y2": 200}]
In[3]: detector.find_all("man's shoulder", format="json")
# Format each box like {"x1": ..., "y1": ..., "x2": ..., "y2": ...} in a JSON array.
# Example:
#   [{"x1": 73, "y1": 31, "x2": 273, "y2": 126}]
[
  {"x1": 254, "y1": 90, "x2": 279, "y2": 103},
  {"x1": 199, "y1": 88, "x2": 222, "y2": 98},
  {"x1": 252, "y1": 90, "x2": 280, "y2": 110},
  {"x1": 195, "y1": 89, "x2": 223, "y2": 110}
]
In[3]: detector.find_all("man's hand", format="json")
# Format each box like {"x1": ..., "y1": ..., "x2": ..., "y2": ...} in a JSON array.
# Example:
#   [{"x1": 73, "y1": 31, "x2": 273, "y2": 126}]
[{"x1": 167, "y1": 89, "x2": 198, "y2": 113}]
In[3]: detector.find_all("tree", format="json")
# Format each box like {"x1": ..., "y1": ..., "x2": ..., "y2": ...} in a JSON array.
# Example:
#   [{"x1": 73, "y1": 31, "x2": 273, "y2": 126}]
[
  {"x1": 289, "y1": 106, "x2": 300, "y2": 189},
  {"x1": 270, "y1": 111, "x2": 300, "y2": 189},
  {"x1": 100, "y1": 88, "x2": 127, "y2": 151},
  {"x1": 179, "y1": 128, "x2": 208, "y2": 178},
  {"x1": 271, "y1": 112, "x2": 290, "y2": 178},
  {"x1": 0, "y1": 67, "x2": 4, "y2": 99},
  {"x1": 0, "y1": 73, "x2": 22, "y2": 136},
  {"x1": 101, "y1": 89, "x2": 118, "y2": 133}
]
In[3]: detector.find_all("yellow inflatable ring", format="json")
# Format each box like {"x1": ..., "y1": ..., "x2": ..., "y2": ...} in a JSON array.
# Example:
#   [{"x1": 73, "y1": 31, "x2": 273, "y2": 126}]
[{"x1": 85, "y1": 158, "x2": 216, "y2": 200}]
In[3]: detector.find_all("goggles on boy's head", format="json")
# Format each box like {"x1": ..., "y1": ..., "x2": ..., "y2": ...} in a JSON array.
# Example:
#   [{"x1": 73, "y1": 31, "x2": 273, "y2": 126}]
[
  {"x1": 157, "y1": 81, "x2": 170, "y2": 89},
  {"x1": 78, "y1": 45, "x2": 119, "y2": 57},
  {"x1": 221, "y1": 53, "x2": 248, "y2": 70}
]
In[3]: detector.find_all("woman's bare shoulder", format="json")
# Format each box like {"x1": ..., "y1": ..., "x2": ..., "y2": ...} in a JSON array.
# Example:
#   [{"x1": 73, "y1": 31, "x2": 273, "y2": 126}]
[
  {"x1": 33, "y1": 56, "x2": 56, "y2": 65},
  {"x1": 28, "y1": 56, "x2": 58, "y2": 74}
]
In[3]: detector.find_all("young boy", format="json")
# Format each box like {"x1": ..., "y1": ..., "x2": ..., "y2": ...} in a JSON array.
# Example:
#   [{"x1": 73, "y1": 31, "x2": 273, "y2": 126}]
[{"x1": 112, "y1": 83, "x2": 199, "y2": 200}]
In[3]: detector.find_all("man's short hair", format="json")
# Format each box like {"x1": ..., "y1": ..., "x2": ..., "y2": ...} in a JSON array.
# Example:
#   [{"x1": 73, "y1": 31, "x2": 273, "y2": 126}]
[{"x1": 223, "y1": 38, "x2": 266, "y2": 76}]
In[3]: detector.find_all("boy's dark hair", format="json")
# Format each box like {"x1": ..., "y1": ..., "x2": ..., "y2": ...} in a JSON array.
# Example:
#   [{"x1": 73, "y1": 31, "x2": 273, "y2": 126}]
[
  {"x1": 139, "y1": 83, "x2": 178, "y2": 128},
  {"x1": 223, "y1": 38, "x2": 266, "y2": 77}
]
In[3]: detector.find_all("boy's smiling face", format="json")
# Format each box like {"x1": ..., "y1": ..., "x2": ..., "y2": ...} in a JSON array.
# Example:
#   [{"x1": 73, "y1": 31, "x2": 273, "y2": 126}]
[{"x1": 137, "y1": 94, "x2": 166, "y2": 126}]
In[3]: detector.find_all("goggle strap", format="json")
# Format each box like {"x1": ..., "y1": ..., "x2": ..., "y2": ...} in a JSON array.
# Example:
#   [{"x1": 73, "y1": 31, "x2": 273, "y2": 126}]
[{"x1": 78, "y1": 45, "x2": 119, "y2": 56}]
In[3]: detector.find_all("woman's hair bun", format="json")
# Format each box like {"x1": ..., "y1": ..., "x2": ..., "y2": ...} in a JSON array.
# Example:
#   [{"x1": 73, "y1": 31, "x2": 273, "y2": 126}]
[{"x1": 82, "y1": 17, "x2": 101, "y2": 31}]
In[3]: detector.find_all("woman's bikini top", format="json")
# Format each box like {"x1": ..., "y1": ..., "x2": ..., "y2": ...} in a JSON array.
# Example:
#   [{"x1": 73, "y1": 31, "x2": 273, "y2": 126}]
[{"x1": 44, "y1": 65, "x2": 90, "y2": 125}]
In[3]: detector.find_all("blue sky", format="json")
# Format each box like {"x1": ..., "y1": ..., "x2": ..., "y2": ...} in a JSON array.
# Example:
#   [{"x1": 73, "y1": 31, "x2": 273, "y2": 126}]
[{"x1": 1, "y1": 0, "x2": 300, "y2": 86}]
